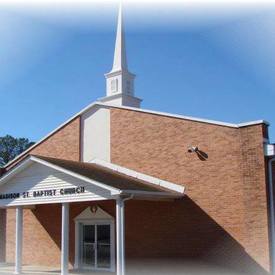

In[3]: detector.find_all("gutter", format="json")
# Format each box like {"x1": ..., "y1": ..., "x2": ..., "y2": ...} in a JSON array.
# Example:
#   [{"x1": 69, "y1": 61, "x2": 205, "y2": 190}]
[
  {"x1": 122, "y1": 194, "x2": 134, "y2": 202},
  {"x1": 268, "y1": 157, "x2": 275, "y2": 275}
]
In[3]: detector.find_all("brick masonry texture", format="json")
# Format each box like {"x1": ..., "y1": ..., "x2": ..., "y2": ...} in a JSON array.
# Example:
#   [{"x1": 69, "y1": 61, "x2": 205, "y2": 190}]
[
  {"x1": 2, "y1": 107, "x2": 271, "y2": 275},
  {"x1": 5, "y1": 116, "x2": 81, "y2": 265},
  {"x1": 5, "y1": 116, "x2": 81, "y2": 171},
  {"x1": 110, "y1": 108, "x2": 270, "y2": 272},
  {"x1": 6, "y1": 207, "x2": 62, "y2": 266},
  {"x1": 31, "y1": 117, "x2": 80, "y2": 162},
  {"x1": 6, "y1": 202, "x2": 115, "y2": 267},
  {"x1": 5, "y1": 200, "x2": 269, "y2": 274}
]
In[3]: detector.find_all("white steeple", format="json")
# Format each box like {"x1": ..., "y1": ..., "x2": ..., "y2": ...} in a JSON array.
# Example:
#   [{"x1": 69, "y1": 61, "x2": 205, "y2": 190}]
[
  {"x1": 100, "y1": 2, "x2": 142, "y2": 108},
  {"x1": 112, "y1": 2, "x2": 127, "y2": 72}
]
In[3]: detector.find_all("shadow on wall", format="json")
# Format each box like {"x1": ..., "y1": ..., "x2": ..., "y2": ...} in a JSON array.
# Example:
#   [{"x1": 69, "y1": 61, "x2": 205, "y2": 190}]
[
  {"x1": 186, "y1": 196, "x2": 269, "y2": 275},
  {"x1": 31, "y1": 200, "x2": 116, "y2": 266},
  {"x1": 31, "y1": 198, "x2": 268, "y2": 275},
  {"x1": 125, "y1": 197, "x2": 269, "y2": 275}
]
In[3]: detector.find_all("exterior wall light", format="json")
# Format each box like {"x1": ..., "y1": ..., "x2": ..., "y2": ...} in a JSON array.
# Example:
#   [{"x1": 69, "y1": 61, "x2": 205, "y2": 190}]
[
  {"x1": 188, "y1": 146, "x2": 208, "y2": 161},
  {"x1": 188, "y1": 146, "x2": 199, "y2": 153},
  {"x1": 90, "y1": 205, "x2": 98, "y2": 213}
]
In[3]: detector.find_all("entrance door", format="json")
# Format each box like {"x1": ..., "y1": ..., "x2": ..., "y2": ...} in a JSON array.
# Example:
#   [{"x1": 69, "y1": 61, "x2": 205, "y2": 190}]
[{"x1": 81, "y1": 223, "x2": 113, "y2": 270}]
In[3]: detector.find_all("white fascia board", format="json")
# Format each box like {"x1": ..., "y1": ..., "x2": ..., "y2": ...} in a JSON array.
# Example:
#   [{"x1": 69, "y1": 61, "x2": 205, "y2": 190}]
[
  {"x1": 4, "y1": 100, "x2": 269, "y2": 168},
  {"x1": 101, "y1": 103, "x2": 269, "y2": 128},
  {"x1": 30, "y1": 156, "x2": 121, "y2": 195},
  {"x1": 265, "y1": 144, "x2": 275, "y2": 156},
  {"x1": 1, "y1": 197, "x2": 111, "y2": 209},
  {"x1": 90, "y1": 159, "x2": 185, "y2": 194},
  {"x1": 0, "y1": 156, "x2": 34, "y2": 186},
  {"x1": 237, "y1": 120, "x2": 270, "y2": 127},
  {"x1": 120, "y1": 190, "x2": 184, "y2": 198},
  {"x1": 0, "y1": 155, "x2": 120, "y2": 195},
  {"x1": 100, "y1": 103, "x2": 237, "y2": 127}
]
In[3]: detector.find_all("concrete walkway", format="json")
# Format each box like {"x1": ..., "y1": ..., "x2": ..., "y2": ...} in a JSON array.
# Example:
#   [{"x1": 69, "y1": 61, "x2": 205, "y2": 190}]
[
  {"x1": 0, "y1": 262, "x2": 255, "y2": 275},
  {"x1": 0, "y1": 261, "x2": 264, "y2": 275},
  {"x1": 0, "y1": 264, "x2": 114, "y2": 275}
]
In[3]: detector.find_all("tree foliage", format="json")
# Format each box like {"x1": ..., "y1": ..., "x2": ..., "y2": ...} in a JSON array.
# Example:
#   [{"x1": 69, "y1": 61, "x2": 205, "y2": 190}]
[{"x1": 0, "y1": 135, "x2": 35, "y2": 167}]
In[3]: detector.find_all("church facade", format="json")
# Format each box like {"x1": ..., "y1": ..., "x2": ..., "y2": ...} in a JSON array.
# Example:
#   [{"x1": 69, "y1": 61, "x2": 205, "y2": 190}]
[{"x1": 0, "y1": 4, "x2": 275, "y2": 275}]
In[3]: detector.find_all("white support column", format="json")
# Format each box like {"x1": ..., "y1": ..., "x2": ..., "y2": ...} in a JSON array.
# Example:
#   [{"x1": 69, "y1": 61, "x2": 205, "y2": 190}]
[
  {"x1": 15, "y1": 206, "x2": 23, "y2": 275},
  {"x1": 61, "y1": 203, "x2": 69, "y2": 275},
  {"x1": 116, "y1": 198, "x2": 125, "y2": 275},
  {"x1": 74, "y1": 221, "x2": 79, "y2": 270},
  {"x1": 116, "y1": 199, "x2": 121, "y2": 275},
  {"x1": 121, "y1": 199, "x2": 125, "y2": 275}
]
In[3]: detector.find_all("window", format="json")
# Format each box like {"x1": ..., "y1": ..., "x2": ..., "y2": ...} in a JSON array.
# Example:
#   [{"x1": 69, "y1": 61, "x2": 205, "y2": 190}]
[
  {"x1": 126, "y1": 80, "x2": 131, "y2": 94},
  {"x1": 111, "y1": 79, "x2": 118, "y2": 93}
]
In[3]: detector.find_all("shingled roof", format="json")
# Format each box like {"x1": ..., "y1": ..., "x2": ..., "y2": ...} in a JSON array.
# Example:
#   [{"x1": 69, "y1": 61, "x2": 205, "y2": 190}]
[{"x1": 30, "y1": 155, "x2": 183, "y2": 196}]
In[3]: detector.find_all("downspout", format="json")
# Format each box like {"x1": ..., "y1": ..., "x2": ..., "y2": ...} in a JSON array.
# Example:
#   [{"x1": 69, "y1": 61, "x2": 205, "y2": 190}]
[
  {"x1": 268, "y1": 157, "x2": 275, "y2": 275},
  {"x1": 122, "y1": 194, "x2": 134, "y2": 202},
  {"x1": 121, "y1": 194, "x2": 133, "y2": 275}
]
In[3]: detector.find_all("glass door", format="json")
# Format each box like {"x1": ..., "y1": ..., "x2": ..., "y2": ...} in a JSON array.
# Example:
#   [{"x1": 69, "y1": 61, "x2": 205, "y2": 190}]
[
  {"x1": 81, "y1": 223, "x2": 112, "y2": 270},
  {"x1": 97, "y1": 224, "x2": 111, "y2": 269},
  {"x1": 82, "y1": 225, "x2": 95, "y2": 268}
]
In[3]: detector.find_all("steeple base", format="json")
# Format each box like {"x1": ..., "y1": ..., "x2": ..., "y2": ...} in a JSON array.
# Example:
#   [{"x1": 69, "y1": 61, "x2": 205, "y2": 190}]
[{"x1": 98, "y1": 94, "x2": 142, "y2": 108}]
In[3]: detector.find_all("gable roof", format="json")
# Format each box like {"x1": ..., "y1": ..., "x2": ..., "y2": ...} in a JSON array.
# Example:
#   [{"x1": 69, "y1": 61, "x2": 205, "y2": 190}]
[
  {"x1": 0, "y1": 155, "x2": 184, "y2": 198},
  {"x1": 3, "y1": 101, "x2": 269, "y2": 169},
  {"x1": 90, "y1": 158, "x2": 184, "y2": 194}
]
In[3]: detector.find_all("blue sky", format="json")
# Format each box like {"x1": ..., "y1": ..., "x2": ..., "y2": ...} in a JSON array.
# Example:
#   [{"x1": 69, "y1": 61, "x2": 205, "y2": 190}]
[{"x1": 0, "y1": 2, "x2": 275, "y2": 142}]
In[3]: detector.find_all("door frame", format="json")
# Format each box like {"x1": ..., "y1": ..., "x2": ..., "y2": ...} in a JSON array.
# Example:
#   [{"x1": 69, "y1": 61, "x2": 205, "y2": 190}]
[{"x1": 74, "y1": 219, "x2": 115, "y2": 272}]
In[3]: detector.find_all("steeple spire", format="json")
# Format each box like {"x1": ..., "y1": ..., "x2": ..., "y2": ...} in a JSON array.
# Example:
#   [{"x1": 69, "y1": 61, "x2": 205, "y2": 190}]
[
  {"x1": 100, "y1": 2, "x2": 142, "y2": 108},
  {"x1": 111, "y1": 2, "x2": 128, "y2": 72}
]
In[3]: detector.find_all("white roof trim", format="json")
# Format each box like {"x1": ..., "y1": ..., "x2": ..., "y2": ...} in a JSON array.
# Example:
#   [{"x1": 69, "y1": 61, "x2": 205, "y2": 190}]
[
  {"x1": 101, "y1": 103, "x2": 269, "y2": 128},
  {"x1": 0, "y1": 156, "x2": 34, "y2": 185},
  {"x1": 120, "y1": 190, "x2": 183, "y2": 198},
  {"x1": 74, "y1": 206, "x2": 114, "y2": 221},
  {"x1": 90, "y1": 158, "x2": 185, "y2": 194},
  {"x1": 4, "y1": 100, "x2": 269, "y2": 168},
  {"x1": 0, "y1": 156, "x2": 121, "y2": 195},
  {"x1": 30, "y1": 156, "x2": 121, "y2": 195},
  {"x1": 0, "y1": 156, "x2": 184, "y2": 198}
]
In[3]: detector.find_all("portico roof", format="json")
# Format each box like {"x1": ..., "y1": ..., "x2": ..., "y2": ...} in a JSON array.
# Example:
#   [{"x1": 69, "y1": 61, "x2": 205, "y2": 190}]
[
  {"x1": 0, "y1": 155, "x2": 184, "y2": 207},
  {"x1": 31, "y1": 155, "x2": 184, "y2": 196}
]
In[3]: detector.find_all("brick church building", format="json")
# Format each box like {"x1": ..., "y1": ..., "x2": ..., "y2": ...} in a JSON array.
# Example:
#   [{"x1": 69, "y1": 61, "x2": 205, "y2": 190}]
[{"x1": 0, "y1": 4, "x2": 275, "y2": 275}]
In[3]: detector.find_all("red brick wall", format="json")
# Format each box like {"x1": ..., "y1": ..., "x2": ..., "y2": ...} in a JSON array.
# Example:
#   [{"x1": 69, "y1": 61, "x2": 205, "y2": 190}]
[
  {"x1": 6, "y1": 116, "x2": 81, "y2": 171},
  {"x1": 4, "y1": 200, "x2": 269, "y2": 274},
  {"x1": 240, "y1": 126, "x2": 270, "y2": 268},
  {"x1": 5, "y1": 202, "x2": 116, "y2": 267},
  {"x1": 6, "y1": 207, "x2": 62, "y2": 266},
  {"x1": 5, "y1": 117, "x2": 81, "y2": 265},
  {"x1": 110, "y1": 108, "x2": 269, "y2": 271},
  {"x1": 5, "y1": 209, "x2": 15, "y2": 264},
  {"x1": 31, "y1": 117, "x2": 81, "y2": 161},
  {"x1": 2, "y1": 107, "x2": 270, "y2": 274}
]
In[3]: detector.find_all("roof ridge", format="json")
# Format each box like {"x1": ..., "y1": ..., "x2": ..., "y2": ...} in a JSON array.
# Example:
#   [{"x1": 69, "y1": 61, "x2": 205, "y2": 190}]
[
  {"x1": 31, "y1": 155, "x2": 185, "y2": 194},
  {"x1": 4, "y1": 101, "x2": 269, "y2": 169},
  {"x1": 90, "y1": 159, "x2": 185, "y2": 194}
]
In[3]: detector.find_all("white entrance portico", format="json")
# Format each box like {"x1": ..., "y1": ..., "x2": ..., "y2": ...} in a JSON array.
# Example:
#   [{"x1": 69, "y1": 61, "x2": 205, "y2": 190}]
[
  {"x1": 74, "y1": 206, "x2": 115, "y2": 271},
  {"x1": 0, "y1": 155, "x2": 184, "y2": 275}
]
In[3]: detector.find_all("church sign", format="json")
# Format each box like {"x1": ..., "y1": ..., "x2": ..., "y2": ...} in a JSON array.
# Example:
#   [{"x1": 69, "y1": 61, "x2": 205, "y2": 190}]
[
  {"x1": 0, "y1": 159, "x2": 114, "y2": 207},
  {"x1": 0, "y1": 187, "x2": 85, "y2": 200}
]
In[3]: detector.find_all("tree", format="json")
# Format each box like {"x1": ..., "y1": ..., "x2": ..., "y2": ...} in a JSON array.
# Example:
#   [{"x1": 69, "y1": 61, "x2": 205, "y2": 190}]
[{"x1": 0, "y1": 135, "x2": 35, "y2": 167}]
